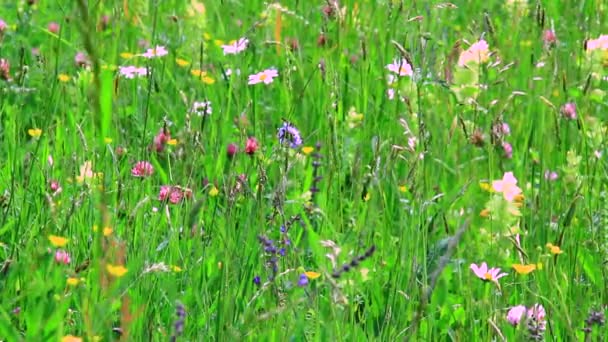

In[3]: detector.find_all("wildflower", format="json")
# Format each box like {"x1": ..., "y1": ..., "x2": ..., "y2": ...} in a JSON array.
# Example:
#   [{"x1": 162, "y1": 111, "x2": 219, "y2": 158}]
[
  {"x1": 245, "y1": 137, "x2": 258, "y2": 155},
  {"x1": 470, "y1": 262, "x2": 508, "y2": 282},
  {"x1": 49, "y1": 180, "x2": 62, "y2": 195},
  {"x1": 58, "y1": 74, "x2": 70, "y2": 82},
  {"x1": 586, "y1": 35, "x2": 608, "y2": 52},
  {"x1": 221, "y1": 37, "x2": 249, "y2": 55},
  {"x1": 0, "y1": 58, "x2": 10, "y2": 81},
  {"x1": 48, "y1": 235, "x2": 68, "y2": 247},
  {"x1": 175, "y1": 58, "x2": 190, "y2": 67},
  {"x1": 297, "y1": 273, "x2": 309, "y2": 287},
  {"x1": 544, "y1": 170, "x2": 558, "y2": 181},
  {"x1": 159, "y1": 186, "x2": 190, "y2": 204},
  {"x1": 61, "y1": 335, "x2": 83, "y2": 342},
  {"x1": 302, "y1": 146, "x2": 314, "y2": 155},
  {"x1": 76, "y1": 161, "x2": 101, "y2": 184},
  {"x1": 543, "y1": 29, "x2": 557, "y2": 45},
  {"x1": 152, "y1": 127, "x2": 170, "y2": 152},
  {"x1": 191, "y1": 100, "x2": 212, "y2": 116},
  {"x1": 492, "y1": 122, "x2": 511, "y2": 138},
  {"x1": 458, "y1": 39, "x2": 490, "y2": 66},
  {"x1": 120, "y1": 52, "x2": 134, "y2": 59},
  {"x1": 248, "y1": 68, "x2": 279, "y2": 85},
  {"x1": 48, "y1": 22, "x2": 60, "y2": 34},
  {"x1": 28, "y1": 128, "x2": 42, "y2": 138},
  {"x1": 387, "y1": 88, "x2": 396, "y2": 100},
  {"x1": 191, "y1": 69, "x2": 216, "y2": 84},
  {"x1": 209, "y1": 186, "x2": 219, "y2": 197},
  {"x1": 131, "y1": 161, "x2": 154, "y2": 177},
  {"x1": 560, "y1": 102, "x2": 577, "y2": 120},
  {"x1": 527, "y1": 304, "x2": 547, "y2": 332},
  {"x1": 171, "y1": 302, "x2": 186, "y2": 341},
  {"x1": 492, "y1": 171, "x2": 522, "y2": 202},
  {"x1": 512, "y1": 263, "x2": 536, "y2": 275},
  {"x1": 304, "y1": 271, "x2": 321, "y2": 279},
  {"x1": 74, "y1": 52, "x2": 90, "y2": 68},
  {"x1": 141, "y1": 45, "x2": 168, "y2": 58},
  {"x1": 66, "y1": 277, "x2": 80, "y2": 286},
  {"x1": 106, "y1": 264, "x2": 128, "y2": 277},
  {"x1": 119, "y1": 65, "x2": 148, "y2": 78},
  {"x1": 54, "y1": 250, "x2": 71, "y2": 264},
  {"x1": 386, "y1": 58, "x2": 413, "y2": 77},
  {"x1": 507, "y1": 305, "x2": 527, "y2": 326},
  {"x1": 277, "y1": 121, "x2": 303, "y2": 148},
  {"x1": 93, "y1": 225, "x2": 113, "y2": 236},
  {"x1": 253, "y1": 275, "x2": 261, "y2": 286},
  {"x1": 0, "y1": 19, "x2": 6, "y2": 34},
  {"x1": 546, "y1": 243, "x2": 563, "y2": 255},
  {"x1": 502, "y1": 141, "x2": 513, "y2": 159},
  {"x1": 227, "y1": 143, "x2": 238, "y2": 158}
]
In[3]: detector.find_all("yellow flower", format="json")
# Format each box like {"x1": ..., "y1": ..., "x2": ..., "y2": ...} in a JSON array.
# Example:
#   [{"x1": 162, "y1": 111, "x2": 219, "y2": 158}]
[
  {"x1": 399, "y1": 185, "x2": 407, "y2": 193},
  {"x1": 512, "y1": 263, "x2": 536, "y2": 275},
  {"x1": 66, "y1": 277, "x2": 80, "y2": 286},
  {"x1": 363, "y1": 192, "x2": 371, "y2": 201},
  {"x1": 101, "y1": 65, "x2": 117, "y2": 71},
  {"x1": 62, "y1": 335, "x2": 83, "y2": 342},
  {"x1": 202, "y1": 76, "x2": 215, "y2": 84},
  {"x1": 191, "y1": 69, "x2": 204, "y2": 77},
  {"x1": 172, "y1": 265, "x2": 182, "y2": 272},
  {"x1": 58, "y1": 74, "x2": 70, "y2": 82},
  {"x1": 304, "y1": 271, "x2": 321, "y2": 279},
  {"x1": 203, "y1": 32, "x2": 211, "y2": 40},
  {"x1": 175, "y1": 58, "x2": 190, "y2": 67},
  {"x1": 104, "y1": 137, "x2": 113, "y2": 144},
  {"x1": 546, "y1": 243, "x2": 563, "y2": 255},
  {"x1": 106, "y1": 264, "x2": 128, "y2": 278},
  {"x1": 120, "y1": 52, "x2": 134, "y2": 59},
  {"x1": 301, "y1": 146, "x2": 314, "y2": 155},
  {"x1": 214, "y1": 39, "x2": 225, "y2": 46},
  {"x1": 167, "y1": 139, "x2": 178, "y2": 146},
  {"x1": 28, "y1": 128, "x2": 42, "y2": 138},
  {"x1": 93, "y1": 225, "x2": 113, "y2": 237},
  {"x1": 479, "y1": 182, "x2": 493, "y2": 192},
  {"x1": 479, "y1": 208, "x2": 491, "y2": 218},
  {"x1": 209, "y1": 186, "x2": 219, "y2": 197},
  {"x1": 48, "y1": 235, "x2": 68, "y2": 247}
]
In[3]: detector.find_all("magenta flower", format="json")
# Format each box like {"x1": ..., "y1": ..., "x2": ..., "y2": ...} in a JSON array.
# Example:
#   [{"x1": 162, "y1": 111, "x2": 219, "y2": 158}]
[
  {"x1": 159, "y1": 186, "x2": 191, "y2": 204},
  {"x1": 221, "y1": 38, "x2": 249, "y2": 55},
  {"x1": 470, "y1": 262, "x2": 508, "y2": 282},
  {"x1": 527, "y1": 304, "x2": 547, "y2": 330},
  {"x1": 502, "y1": 141, "x2": 513, "y2": 159},
  {"x1": 49, "y1": 180, "x2": 62, "y2": 195},
  {"x1": 119, "y1": 66, "x2": 148, "y2": 78},
  {"x1": 543, "y1": 30, "x2": 557, "y2": 45},
  {"x1": 0, "y1": 19, "x2": 6, "y2": 34},
  {"x1": 507, "y1": 305, "x2": 527, "y2": 326},
  {"x1": 48, "y1": 22, "x2": 60, "y2": 34},
  {"x1": 248, "y1": 68, "x2": 278, "y2": 85},
  {"x1": 458, "y1": 39, "x2": 490, "y2": 66},
  {"x1": 54, "y1": 250, "x2": 71, "y2": 264},
  {"x1": 386, "y1": 58, "x2": 413, "y2": 77},
  {"x1": 492, "y1": 171, "x2": 522, "y2": 202},
  {"x1": 142, "y1": 45, "x2": 168, "y2": 58},
  {"x1": 245, "y1": 137, "x2": 259, "y2": 155},
  {"x1": 152, "y1": 128, "x2": 170, "y2": 152},
  {"x1": 560, "y1": 102, "x2": 577, "y2": 120},
  {"x1": 131, "y1": 161, "x2": 154, "y2": 177}
]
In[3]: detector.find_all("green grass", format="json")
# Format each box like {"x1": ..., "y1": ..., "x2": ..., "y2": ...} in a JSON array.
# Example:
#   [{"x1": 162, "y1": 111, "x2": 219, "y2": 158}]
[{"x1": 0, "y1": 0, "x2": 607, "y2": 340}]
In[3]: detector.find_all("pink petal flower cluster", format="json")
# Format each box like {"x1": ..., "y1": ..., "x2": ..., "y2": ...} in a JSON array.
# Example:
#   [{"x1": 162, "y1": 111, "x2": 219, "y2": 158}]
[
  {"x1": 152, "y1": 128, "x2": 171, "y2": 153},
  {"x1": 142, "y1": 45, "x2": 168, "y2": 58},
  {"x1": 543, "y1": 30, "x2": 557, "y2": 45},
  {"x1": 560, "y1": 102, "x2": 577, "y2": 120},
  {"x1": 492, "y1": 171, "x2": 522, "y2": 201},
  {"x1": 54, "y1": 250, "x2": 71, "y2": 264},
  {"x1": 506, "y1": 304, "x2": 547, "y2": 330},
  {"x1": 245, "y1": 137, "x2": 259, "y2": 155},
  {"x1": 159, "y1": 186, "x2": 192, "y2": 204},
  {"x1": 386, "y1": 58, "x2": 413, "y2": 77},
  {"x1": 221, "y1": 38, "x2": 249, "y2": 55},
  {"x1": 458, "y1": 39, "x2": 490, "y2": 66},
  {"x1": 119, "y1": 65, "x2": 148, "y2": 78},
  {"x1": 470, "y1": 262, "x2": 508, "y2": 283},
  {"x1": 131, "y1": 161, "x2": 154, "y2": 177},
  {"x1": 248, "y1": 68, "x2": 278, "y2": 85},
  {"x1": 586, "y1": 34, "x2": 608, "y2": 52}
]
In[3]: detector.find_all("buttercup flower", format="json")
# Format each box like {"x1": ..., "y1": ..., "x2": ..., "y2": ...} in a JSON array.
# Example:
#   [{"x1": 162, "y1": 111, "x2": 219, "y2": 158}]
[
  {"x1": 221, "y1": 38, "x2": 249, "y2": 55},
  {"x1": 386, "y1": 58, "x2": 413, "y2": 77},
  {"x1": 470, "y1": 262, "x2": 508, "y2": 282},
  {"x1": 142, "y1": 45, "x2": 168, "y2": 58},
  {"x1": 458, "y1": 39, "x2": 490, "y2": 66},
  {"x1": 492, "y1": 172, "x2": 522, "y2": 201},
  {"x1": 248, "y1": 68, "x2": 278, "y2": 85},
  {"x1": 507, "y1": 305, "x2": 527, "y2": 326},
  {"x1": 131, "y1": 161, "x2": 154, "y2": 177}
]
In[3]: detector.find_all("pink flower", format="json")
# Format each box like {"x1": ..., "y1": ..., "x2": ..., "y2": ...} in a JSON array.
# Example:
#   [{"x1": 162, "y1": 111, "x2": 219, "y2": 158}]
[
  {"x1": 0, "y1": 19, "x2": 7, "y2": 34},
  {"x1": 561, "y1": 102, "x2": 577, "y2": 120},
  {"x1": 152, "y1": 128, "x2": 170, "y2": 152},
  {"x1": 245, "y1": 137, "x2": 259, "y2": 155},
  {"x1": 527, "y1": 304, "x2": 547, "y2": 331},
  {"x1": 507, "y1": 305, "x2": 527, "y2": 326},
  {"x1": 169, "y1": 188, "x2": 184, "y2": 204},
  {"x1": 142, "y1": 45, "x2": 168, "y2": 58},
  {"x1": 248, "y1": 68, "x2": 279, "y2": 85},
  {"x1": 492, "y1": 171, "x2": 522, "y2": 201},
  {"x1": 470, "y1": 262, "x2": 508, "y2": 282},
  {"x1": 386, "y1": 58, "x2": 413, "y2": 77},
  {"x1": 458, "y1": 39, "x2": 490, "y2": 66},
  {"x1": 131, "y1": 161, "x2": 154, "y2": 177},
  {"x1": 159, "y1": 185, "x2": 171, "y2": 201},
  {"x1": 502, "y1": 142, "x2": 513, "y2": 159},
  {"x1": 543, "y1": 30, "x2": 557, "y2": 45},
  {"x1": 387, "y1": 88, "x2": 396, "y2": 100},
  {"x1": 49, "y1": 180, "x2": 62, "y2": 195},
  {"x1": 159, "y1": 186, "x2": 191, "y2": 204},
  {"x1": 227, "y1": 143, "x2": 238, "y2": 158},
  {"x1": 119, "y1": 65, "x2": 148, "y2": 78},
  {"x1": 586, "y1": 35, "x2": 608, "y2": 52},
  {"x1": 48, "y1": 22, "x2": 60, "y2": 34},
  {"x1": 0, "y1": 58, "x2": 11, "y2": 81},
  {"x1": 191, "y1": 100, "x2": 212, "y2": 116},
  {"x1": 54, "y1": 250, "x2": 71, "y2": 264},
  {"x1": 74, "y1": 52, "x2": 90, "y2": 68},
  {"x1": 221, "y1": 38, "x2": 249, "y2": 55},
  {"x1": 544, "y1": 170, "x2": 558, "y2": 181}
]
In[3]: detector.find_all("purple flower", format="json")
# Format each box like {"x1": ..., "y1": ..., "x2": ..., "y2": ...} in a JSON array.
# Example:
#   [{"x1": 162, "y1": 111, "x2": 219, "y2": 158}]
[
  {"x1": 277, "y1": 122, "x2": 303, "y2": 148},
  {"x1": 297, "y1": 273, "x2": 309, "y2": 287},
  {"x1": 502, "y1": 142, "x2": 513, "y2": 159},
  {"x1": 507, "y1": 305, "x2": 527, "y2": 326},
  {"x1": 253, "y1": 275, "x2": 261, "y2": 286}
]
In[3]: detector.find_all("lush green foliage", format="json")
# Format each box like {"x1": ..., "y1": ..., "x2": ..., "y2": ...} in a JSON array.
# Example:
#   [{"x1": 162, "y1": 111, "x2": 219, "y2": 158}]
[{"x1": 0, "y1": 0, "x2": 607, "y2": 340}]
